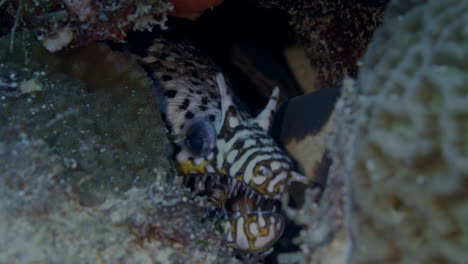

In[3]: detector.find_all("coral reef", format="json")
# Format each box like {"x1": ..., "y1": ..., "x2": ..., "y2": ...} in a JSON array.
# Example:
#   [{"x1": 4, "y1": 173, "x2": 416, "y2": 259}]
[
  {"x1": 0, "y1": 33, "x2": 237, "y2": 263},
  {"x1": 349, "y1": 0, "x2": 468, "y2": 262},
  {"x1": 2, "y1": 0, "x2": 467, "y2": 262},
  {"x1": 277, "y1": 0, "x2": 468, "y2": 263},
  {"x1": 0, "y1": 0, "x2": 173, "y2": 52},
  {"x1": 255, "y1": 0, "x2": 388, "y2": 88}
]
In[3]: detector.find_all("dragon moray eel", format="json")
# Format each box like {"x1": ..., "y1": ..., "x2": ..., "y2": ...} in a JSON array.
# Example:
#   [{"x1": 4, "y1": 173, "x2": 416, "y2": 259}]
[{"x1": 138, "y1": 36, "x2": 307, "y2": 253}]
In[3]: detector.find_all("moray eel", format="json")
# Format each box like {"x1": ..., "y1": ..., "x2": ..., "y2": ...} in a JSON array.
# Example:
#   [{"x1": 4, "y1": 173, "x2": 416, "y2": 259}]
[{"x1": 139, "y1": 36, "x2": 307, "y2": 253}]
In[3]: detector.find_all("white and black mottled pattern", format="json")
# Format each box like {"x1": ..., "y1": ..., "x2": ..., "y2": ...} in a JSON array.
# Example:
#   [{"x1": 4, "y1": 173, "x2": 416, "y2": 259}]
[{"x1": 138, "y1": 36, "x2": 307, "y2": 253}]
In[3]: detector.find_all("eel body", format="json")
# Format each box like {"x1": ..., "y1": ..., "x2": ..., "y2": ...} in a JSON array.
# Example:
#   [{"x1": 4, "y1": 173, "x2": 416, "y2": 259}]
[{"x1": 139, "y1": 36, "x2": 306, "y2": 253}]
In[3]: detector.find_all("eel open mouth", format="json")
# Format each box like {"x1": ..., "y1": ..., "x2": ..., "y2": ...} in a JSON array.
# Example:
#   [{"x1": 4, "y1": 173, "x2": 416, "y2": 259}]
[
  {"x1": 184, "y1": 173, "x2": 285, "y2": 253},
  {"x1": 184, "y1": 173, "x2": 281, "y2": 216}
]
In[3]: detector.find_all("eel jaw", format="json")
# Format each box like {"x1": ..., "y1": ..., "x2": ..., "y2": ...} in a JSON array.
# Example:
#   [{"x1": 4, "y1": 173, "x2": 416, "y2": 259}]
[
  {"x1": 216, "y1": 211, "x2": 285, "y2": 253},
  {"x1": 184, "y1": 173, "x2": 285, "y2": 253}
]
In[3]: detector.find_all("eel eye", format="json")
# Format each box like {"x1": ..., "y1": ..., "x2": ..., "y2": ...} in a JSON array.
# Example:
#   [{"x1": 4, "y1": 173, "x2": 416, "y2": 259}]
[
  {"x1": 259, "y1": 166, "x2": 272, "y2": 178},
  {"x1": 185, "y1": 120, "x2": 216, "y2": 157}
]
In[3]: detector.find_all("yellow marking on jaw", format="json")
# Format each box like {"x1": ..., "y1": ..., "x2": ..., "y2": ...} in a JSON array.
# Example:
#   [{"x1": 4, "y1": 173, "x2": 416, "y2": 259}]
[
  {"x1": 245, "y1": 214, "x2": 275, "y2": 251},
  {"x1": 274, "y1": 180, "x2": 286, "y2": 193},
  {"x1": 236, "y1": 174, "x2": 244, "y2": 182},
  {"x1": 245, "y1": 215, "x2": 269, "y2": 237},
  {"x1": 217, "y1": 213, "x2": 280, "y2": 252},
  {"x1": 231, "y1": 214, "x2": 274, "y2": 251},
  {"x1": 215, "y1": 193, "x2": 228, "y2": 207},
  {"x1": 177, "y1": 159, "x2": 228, "y2": 177},
  {"x1": 176, "y1": 160, "x2": 208, "y2": 174},
  {"x1": 249, "y1": 180, "x2": 269, "y2": 196}
]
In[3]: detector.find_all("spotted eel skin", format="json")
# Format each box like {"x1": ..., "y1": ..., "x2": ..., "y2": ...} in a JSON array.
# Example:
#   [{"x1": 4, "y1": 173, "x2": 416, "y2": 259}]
[{"x1": 138, "y1": 36, "x2": 307, "y2": 253}]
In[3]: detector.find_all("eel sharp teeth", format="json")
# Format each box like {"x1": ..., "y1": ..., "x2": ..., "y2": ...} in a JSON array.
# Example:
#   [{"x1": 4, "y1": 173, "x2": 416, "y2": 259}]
[
  {"x1": 229, "y1": 180, "x2": 236, "y2": 196},
  {"x1": 233, "y1": 210, "x2": 241, "y2": 218},
  {"x1": 196, "y1": 178, "x2": 205, "y2": 191},
  {"x1": 234, "y1": 182, "x2": 241, "y2": 196},
  {"x1": 256, "y1": 195, "x2": 262, "y2": 205}
]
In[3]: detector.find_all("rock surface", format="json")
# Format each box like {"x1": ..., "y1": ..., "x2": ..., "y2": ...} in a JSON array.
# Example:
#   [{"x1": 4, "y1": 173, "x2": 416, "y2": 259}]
[{"x1": 0, "y1": 32, "x2": 237, "y2": 264}]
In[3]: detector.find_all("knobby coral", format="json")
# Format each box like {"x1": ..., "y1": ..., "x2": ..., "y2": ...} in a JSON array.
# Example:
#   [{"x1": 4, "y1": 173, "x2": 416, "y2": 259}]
[{"x1": 349, "y1": 0, "x2": 468, "y2": 262}]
